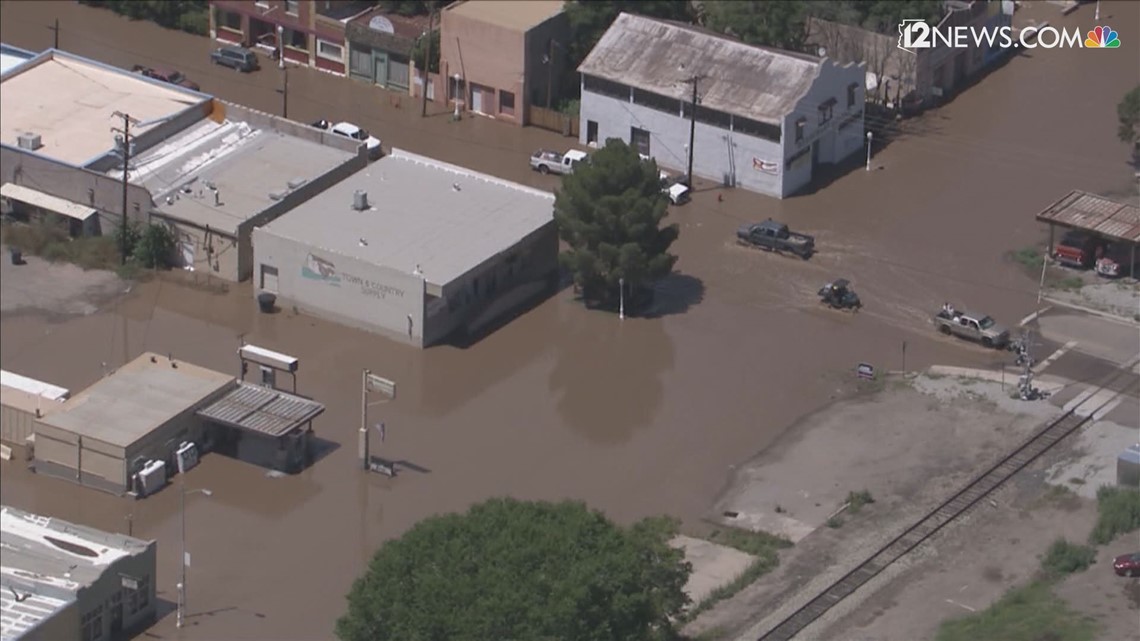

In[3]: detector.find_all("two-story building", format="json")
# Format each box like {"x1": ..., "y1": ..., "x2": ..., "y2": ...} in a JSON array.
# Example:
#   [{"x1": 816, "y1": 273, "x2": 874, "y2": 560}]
[
  {"x1": 578, "y1": 13, "x2": 866, "y2": 199},
  {"x1": 209, "y1": 0, "x2": 376, "y2": 75},
  {"x1": 440, "y1": 0, "x2": 570, "y2": 126},
  {"x1": 807, "y1": 0, "x2": 1014, "y2": 110}
]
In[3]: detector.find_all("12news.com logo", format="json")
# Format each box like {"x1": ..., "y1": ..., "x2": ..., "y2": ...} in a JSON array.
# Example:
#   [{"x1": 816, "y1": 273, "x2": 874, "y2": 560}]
[{"x1": 897, "y1": 18, "x2": 1119, "y2": 53}]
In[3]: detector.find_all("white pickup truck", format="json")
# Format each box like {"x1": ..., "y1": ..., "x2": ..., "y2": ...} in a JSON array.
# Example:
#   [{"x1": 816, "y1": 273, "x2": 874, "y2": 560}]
[{"x1": 530, "y1": 149, "x2": 588, "y2": 175}]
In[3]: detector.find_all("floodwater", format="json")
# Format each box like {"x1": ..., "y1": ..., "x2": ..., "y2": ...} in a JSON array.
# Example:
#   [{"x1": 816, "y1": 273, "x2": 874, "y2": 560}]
[{"x1": 2, "y1": 2, "x2": 1138, "y2": 639}]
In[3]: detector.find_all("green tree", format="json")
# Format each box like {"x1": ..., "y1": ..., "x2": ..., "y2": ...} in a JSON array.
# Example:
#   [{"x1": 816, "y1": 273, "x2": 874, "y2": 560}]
[
  {"x1": 1118, "y1": 85, "x2": 1140, "y2": 145},
  {"x1": 336, "y1": 498, "x2": 690, "y2": 641},
  {"x1": 133, "y1": 223, "x2": 176, "y2": 269},
  {"x1": 852, "y1": 0, "x2": 944, "y2": 34},
  {"x1": 564, "y1": 1, "x2": 693, "y2": 74},
  {"x1": 704, "y1": 0, "x2": 812, "y2": 51},
  {"x1": 554, "y1": 140, "x2": 679, "y2": 306},
  {"x1": 411, "y1": 28, "x2": 440, "y2": 73},
  {"x1": 378, "y1": 0, "x2": 444, "y2": 16}
]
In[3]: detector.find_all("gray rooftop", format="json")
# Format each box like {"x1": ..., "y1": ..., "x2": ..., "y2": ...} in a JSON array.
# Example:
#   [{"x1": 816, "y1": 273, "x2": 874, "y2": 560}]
[
  {"x1": 196, "y1": 383, "x2": 325, "y2": 438},
  {"x1": 260, "y1": 149, "x2": 555, "y2": 288},
  {"x1": 123, "y1": 119, "x2": 356, "y2": 235},
  {"x1": 1, "y1": 505, "x2": 153, "y2": 640},
  {"x1": 36, "y1": 353, "x2": 235, "y2": 448},
  {"x1": 578, "y1": 12, "x2": 824, "y2": 126}
]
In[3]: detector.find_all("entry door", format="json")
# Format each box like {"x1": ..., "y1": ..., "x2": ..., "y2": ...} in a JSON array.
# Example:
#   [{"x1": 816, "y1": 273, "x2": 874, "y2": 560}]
[
  {"x1": 586, "y1": 120, "x2": 598, "y2": 145},
  {"x1": 630, "y1": 127, "x2": 650, "y2": 157},
  {"x1": 180, "y1": 241, "x2": 195, "y2": 269},
  {"x1": 372, "y1": 50, "x2": 388, "y2": 86},
  {"x1": 260, "y1": 264, "x2": 279, "y2": 293},
  {"x1": 471, "y1": 86, "x2": 484, "y2": 113}
]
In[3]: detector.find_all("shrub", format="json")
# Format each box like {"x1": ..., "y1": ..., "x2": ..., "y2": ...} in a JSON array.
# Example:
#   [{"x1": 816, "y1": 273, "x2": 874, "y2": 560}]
[
  {"x1": 1011, "y1": 246, "x2": 1041, "y2": 270},
  {"x1": 41, "y1": 242, "x2": 72, "y2": 264},
  {"x1": 826, "y1": 516, "x2": 844, "y2": 528},
  {"x1": 72, "y1": 236, "x2": 121, "y2": 270},
  {"x1": 133, "y1": 223, "x2": 176, "y2": 269},
  {"x1": 177, "y1": 11, "x2": 210, "y2": 35},
  {"x1": 705, "y1": 526, "x2": 792, "y2": 557},
  {"x1": 1089, "y1": 486, "x2": 1140, "y2": 545},
  {"x1": 935, "y1": 581, "x2": 1099, "y2": 641},
  {"x1": 847, "y1": 489, "x2": 875, "y2": 514},
  {"x1": 1040, "y1": 538, "x2": 1096, "y2": 577}
]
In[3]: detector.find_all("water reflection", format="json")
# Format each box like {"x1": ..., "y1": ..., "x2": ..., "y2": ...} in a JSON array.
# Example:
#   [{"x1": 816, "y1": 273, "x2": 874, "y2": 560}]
[{"x1": 548, "y1": 312, "x2": 674, "y2": 444}]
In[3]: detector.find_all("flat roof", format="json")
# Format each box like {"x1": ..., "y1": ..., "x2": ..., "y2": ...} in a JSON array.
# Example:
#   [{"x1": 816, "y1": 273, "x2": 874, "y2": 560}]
[
  {"x1": 579, "y1": 13, "x2": 827, "y2": 126},
  {"x1": 125, "y1": 118, "x2": 356, "y2": 235},
  {"x1": 0, "y1": 44, "x2": 36, "y2": 76},
  {"x1": 36, "y1": 353, "x2": 235, "y2": 449},
  {"x1": 1035, "y1": 190, "x2": 1140, "y2": 243},
  {"x1": 0, "y1": 370, "x2": 69, "y2": 401},
  {"x1": 1, "y1": 505, "x2": 152, "y2": 639},
  {"x1": 0, "y1": 52, "x2": 204, "y2": 166},
  {"x1": 260, "y1": 149, "x2": 555, "y2": 288},
  {"x1": 445, "y1": 0, "x2": 564, "y2": 31},
  {"x1": 196, "y1": 383, "x2": 324, "y2": 438}
]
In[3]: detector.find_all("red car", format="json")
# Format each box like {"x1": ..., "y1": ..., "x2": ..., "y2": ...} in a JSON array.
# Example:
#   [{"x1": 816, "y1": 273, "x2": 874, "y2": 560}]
[
  {"x1": 132, "y1": 65, "x2": 201, "y2": 92},
  {"x1": 1114, "y1": 552, "x2": 1140, "y2": 577},
  {"x1": 1095, "y1": 243, "x2": 1139, "y2": 279}
]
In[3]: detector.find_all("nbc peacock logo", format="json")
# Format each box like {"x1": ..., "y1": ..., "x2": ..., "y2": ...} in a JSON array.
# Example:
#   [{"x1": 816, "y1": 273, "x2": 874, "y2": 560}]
[{"x1": 1084, "y1": 26, "x2": 1121, "y2": 48}]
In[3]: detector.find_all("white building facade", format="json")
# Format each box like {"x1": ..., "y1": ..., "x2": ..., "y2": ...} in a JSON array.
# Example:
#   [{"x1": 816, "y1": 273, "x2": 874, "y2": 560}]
[{"x1": 578, "y1": 13, "x2": 866, "y2": 199}]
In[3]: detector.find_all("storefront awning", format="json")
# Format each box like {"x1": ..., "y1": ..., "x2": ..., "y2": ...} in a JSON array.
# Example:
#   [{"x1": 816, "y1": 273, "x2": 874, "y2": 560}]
[
  {"x1": 196, "y1": 383, "x2": 324, "y2": 438},
  {"x1": 1, "y1": 183, "x2": 97, "y2": 221}
]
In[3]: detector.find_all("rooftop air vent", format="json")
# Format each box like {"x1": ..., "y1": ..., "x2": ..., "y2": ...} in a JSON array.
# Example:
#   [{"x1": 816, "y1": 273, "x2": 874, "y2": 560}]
[
  {"x1": 17, "y1": 132, "x2": 42, "y2": 151},
  {"x1": 287, "y1": 178, "x2": 308, "y2": 190},
  {"x1": 268, "y1": 190, "x2": 287, "y2": 201},
  {"x1": 353, "y1": 190, "x2": 369, "y2": 211}
]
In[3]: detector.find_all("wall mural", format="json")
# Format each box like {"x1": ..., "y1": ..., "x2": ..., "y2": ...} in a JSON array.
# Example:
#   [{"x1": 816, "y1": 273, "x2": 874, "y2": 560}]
[
  {"x1": 302, "y1": 253, "x2": 341, "y2": 285},
  {"x1": 752, "y1": 157, "x2": 780, "y2": 175}
]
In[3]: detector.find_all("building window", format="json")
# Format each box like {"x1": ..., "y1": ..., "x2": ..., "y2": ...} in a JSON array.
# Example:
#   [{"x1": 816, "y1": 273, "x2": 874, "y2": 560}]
[
  {"x1": 734, "y1": 116, "x2": 780, "y2": 143},
  {"x1": 818, "y1": 99, "x2": 834, "y2": 125},
  {"x1": 81, "y1": 605, "x2": 105, "y2": 641},
  {"x1": 349, "y1": 46, "x2": 372, "y2": 77},
  {"x1": 632, "y1": 88, "x2": 678, "y2": 115},
  {"x1": 630, "y1": 127, "x2": 651, "y2": 157},
  {"x1": 583, "y1": 74, "x2": 629, "y2": 101},
  {"x1": 847, "y1": 83, "x2": 859, "y2": 108},
  {"x1": 283, "y1": 27, "x2": 308, "y2": 51},
  {"x1": 217, "y1": 10, "x2": 241, "y2": 31},
  {"x1": 316, "y1": 39, "x2": 343, "y2": 61},
  {"x1": 254, "y1": 0, "x2": 270, "y2": 7},
  {"x1": 285, "y1": 0, "x2": 300, "y2": 15},
  {"x1": 127, "y1": 575, "x2": 151, "y2": 615},
  {"x1": 499, "y1": 90, "x2": 515, "y2": 116},
  {"x1": 794, "y1": 117, "x2": 806, "y2": 143}
]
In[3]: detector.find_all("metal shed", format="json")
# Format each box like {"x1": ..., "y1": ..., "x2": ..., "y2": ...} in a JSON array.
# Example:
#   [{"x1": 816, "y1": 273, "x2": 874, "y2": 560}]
[
  {"x1": 196, "y1": 383, "x2": 324, "y2": 473},
  {"x1": 1119, "y1": 443, "x2": 1140, "y2": 488},
  {"x1": 1036, "y1": 190, "x2": 1140, "y2": 278}
]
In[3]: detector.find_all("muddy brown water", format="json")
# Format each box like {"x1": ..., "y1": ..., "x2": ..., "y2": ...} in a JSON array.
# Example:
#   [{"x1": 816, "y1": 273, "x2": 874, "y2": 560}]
[{"x1": 2, "y1": 2, "x2": 1138, "y2": 639}]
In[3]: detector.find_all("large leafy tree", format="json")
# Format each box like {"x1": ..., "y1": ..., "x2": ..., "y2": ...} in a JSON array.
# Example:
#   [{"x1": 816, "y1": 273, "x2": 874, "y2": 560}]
[
  {"x1": 1118, "y1": 85, "x2": 1140, "y2": 145},
  {"x1": 554, "y1": 140, "x2": 679, "y2": 306},
  {"x1": 336, "y1": 498, "x2": 691, "y2": 641},
  {"x1": 564, "y1": 0, "x2": 694, "y2": 67}
]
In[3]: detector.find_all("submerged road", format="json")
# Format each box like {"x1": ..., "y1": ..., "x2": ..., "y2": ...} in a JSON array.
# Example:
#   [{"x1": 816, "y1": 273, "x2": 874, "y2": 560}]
[{"x1": 1, "y1": 1, "x2": 1138, "y2": 639}]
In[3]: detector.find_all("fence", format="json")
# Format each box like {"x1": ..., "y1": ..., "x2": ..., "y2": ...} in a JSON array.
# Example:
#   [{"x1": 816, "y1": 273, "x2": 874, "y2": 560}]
[{"x1": 526, "y1": 105, "x2": 578, "y2": 137}]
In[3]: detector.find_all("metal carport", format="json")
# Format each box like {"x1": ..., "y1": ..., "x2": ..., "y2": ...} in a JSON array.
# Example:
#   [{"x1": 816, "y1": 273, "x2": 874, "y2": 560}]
[
  {"x1": 196, "y1": 383, "x2": 325, "y2": 473},
  {"x1": 1035, "y1": 190, "x2": 1140, "y2": 279}
]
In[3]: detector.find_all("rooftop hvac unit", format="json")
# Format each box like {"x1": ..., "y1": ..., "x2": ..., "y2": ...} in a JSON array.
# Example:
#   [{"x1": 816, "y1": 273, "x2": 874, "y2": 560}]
[
  {"x1": 353, "y1": 190, "x2": 369, "y2": 211},
  {"x1": 17, "y1": 132, "x2": 42, "y2": 151}
]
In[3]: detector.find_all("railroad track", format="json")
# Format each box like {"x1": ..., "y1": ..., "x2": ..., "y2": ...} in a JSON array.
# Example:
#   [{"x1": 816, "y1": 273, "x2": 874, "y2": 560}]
[{"x1": 756, "y1": 360, "x2": 1139, "y2": 641}]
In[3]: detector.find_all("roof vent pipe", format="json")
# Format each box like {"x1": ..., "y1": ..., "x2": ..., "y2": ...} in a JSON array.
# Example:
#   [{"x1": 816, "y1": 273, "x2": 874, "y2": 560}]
[{"x1": 353, "y1": 190, "x2": 368, "y2": 211}]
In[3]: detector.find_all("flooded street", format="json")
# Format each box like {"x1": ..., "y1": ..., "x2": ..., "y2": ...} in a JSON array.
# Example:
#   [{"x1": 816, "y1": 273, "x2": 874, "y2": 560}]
[{"x1": 2, "y1": 1, "x2": 1138, "y2": 639}]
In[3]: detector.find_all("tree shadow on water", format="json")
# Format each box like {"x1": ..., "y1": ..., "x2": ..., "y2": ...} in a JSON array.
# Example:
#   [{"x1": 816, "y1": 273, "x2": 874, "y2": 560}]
[
  {"x1": 547, "y1": 313, "x2": 675, "y2": 445},
  {"x1": 641, "y1": 272, "x2": 705, "y2": 319}
]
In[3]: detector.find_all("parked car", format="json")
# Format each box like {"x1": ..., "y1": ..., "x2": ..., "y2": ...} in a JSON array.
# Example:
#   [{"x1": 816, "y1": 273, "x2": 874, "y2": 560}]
[
  {"x1": 933, "y1": 304, "x2": 1010, "y2": 349},
  {"x1": 530, "y1": 149, "x2": 588, "y2": 175},
  {"x1": 1113, "y1": 552, "x2": 1140, "y2": 577},
  {"x1": 1095, "y1": 242, "x2": 1139, "y2": 279},
  {"x1": 736, "y1": 219, "x2": 815, "y2": 259},
  {"x1": 311, "y1": 119, "x2": 382, "y2": 158},
  {"x1": 210, "y1": 45, "x2": 259, "y2": 73},
  {"x1": 131, "y1": 65, "x2": 200, "y2": 91},
  {"x1": 1053, "y1": 231, "x2": 1105, "y2": 269}
]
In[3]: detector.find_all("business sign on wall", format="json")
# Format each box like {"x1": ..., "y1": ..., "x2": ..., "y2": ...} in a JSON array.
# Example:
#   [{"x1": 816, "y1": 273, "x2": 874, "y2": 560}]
[{"x1": 301, "y1": 253, "x2": 406, "y2": 300}]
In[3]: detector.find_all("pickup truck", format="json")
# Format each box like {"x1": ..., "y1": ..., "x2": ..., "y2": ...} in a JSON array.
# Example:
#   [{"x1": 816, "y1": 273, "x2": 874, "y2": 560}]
[
  {"x1": 132, "y1": 65, "x2": 200, "y2": 91},
  {"x1": 659, "y1": 171, "x2": 690, "y2": 205},
  {"x1": 1095, "y1": 242, "x2": 1139, "y2": 278},
  {"x1": 933, "y1": 306, "x2": 1010, "y2": 349},
  {"x1": 531, "y1": 149, "x2": 588, "y2": 175},
  {"x1": 736, "y1": 219, "x2": 815, "y2": 259},
  {"x1": 1053, "y1": 230, "x2": 1104, "y2": 269}
]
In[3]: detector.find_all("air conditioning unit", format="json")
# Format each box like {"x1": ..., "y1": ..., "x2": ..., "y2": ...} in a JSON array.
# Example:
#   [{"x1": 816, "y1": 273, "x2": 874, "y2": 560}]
[{"x1": 17, "y1": 132, "x2": 42, "y2": 151}]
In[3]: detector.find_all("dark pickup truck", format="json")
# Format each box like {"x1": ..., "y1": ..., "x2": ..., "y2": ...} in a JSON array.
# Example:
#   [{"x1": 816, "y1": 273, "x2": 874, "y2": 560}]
[
  {"x1": 132, "y1": 65, "x2": 200, "y2": 91},
  {"x1": 737, "y1": 219, "x2": 815, "y2": 259}
]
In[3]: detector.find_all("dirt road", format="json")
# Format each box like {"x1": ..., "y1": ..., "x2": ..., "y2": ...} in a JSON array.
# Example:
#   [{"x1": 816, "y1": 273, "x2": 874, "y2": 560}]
[{"x1": 1, "y1": 1, "x2": 1137, "y2": 639}]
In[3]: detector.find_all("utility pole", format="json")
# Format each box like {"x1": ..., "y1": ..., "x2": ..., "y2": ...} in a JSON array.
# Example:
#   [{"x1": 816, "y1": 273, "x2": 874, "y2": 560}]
[
  {"x1": 546, "y1": 39, "x2": 555, "y2": 109},
  {"x1": 682, "y1": 74, "x2": 704, "y2": 189},
  {"x1": 278, "y1": 65, "x2": 289, "y2": 119},
  {"x1": 49, "y1": 19, "x2": 59, "y2": 49},
  {"x1": 111, "y1": 111, "x2": 140, "y2": 266},
  {"x1": 421, "y1": 9, "x2": 434, "y2": 118}
]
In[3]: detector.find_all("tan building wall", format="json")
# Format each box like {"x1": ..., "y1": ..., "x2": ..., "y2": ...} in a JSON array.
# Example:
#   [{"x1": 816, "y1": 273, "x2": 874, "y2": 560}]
[
  {"x1": 440, "y1": 10, "x2": 526, "y2": 123},
  {"x1": 21, "y1": 601, "x2": 77, "y2": 641}
]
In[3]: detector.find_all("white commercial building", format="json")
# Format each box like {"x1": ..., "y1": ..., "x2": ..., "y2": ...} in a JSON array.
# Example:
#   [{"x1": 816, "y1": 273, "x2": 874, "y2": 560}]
[
  {"x1": 253, "y1": 149, "x2": 559, "y2": 347},
  {"x1": 578, "y1": 13, "x2": 866, "y2": 198}
]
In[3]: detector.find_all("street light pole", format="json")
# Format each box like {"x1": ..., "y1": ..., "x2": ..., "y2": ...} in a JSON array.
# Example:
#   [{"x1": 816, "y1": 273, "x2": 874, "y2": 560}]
[
  {"x1": 1095, "y1": 0, "x2": 1100, "y2": 20},
  {"x1": 683, "y1": 75, "x2": 702, "y2": 188},
  {"x1": 111, "y1": 111, "x2": 140, "y2": 266},
  {"x1": 421, "y1": 10, "x2": 434, "y2": 118},
  {"x1": 177, "y1": 482, "x2": 211, "y2": 629},
  {"x1": 619, "y1": 278, "x2": 625, "y2": 320},
  {"x1": 277, "y1": 25, "x2": 285, "y2": 69},
  {"x1": 865, "y1": 131, "x2": 873, "y2": 172},
  {"x1": 278, "y1": 65, "x2": 289, "y2": 119}
]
